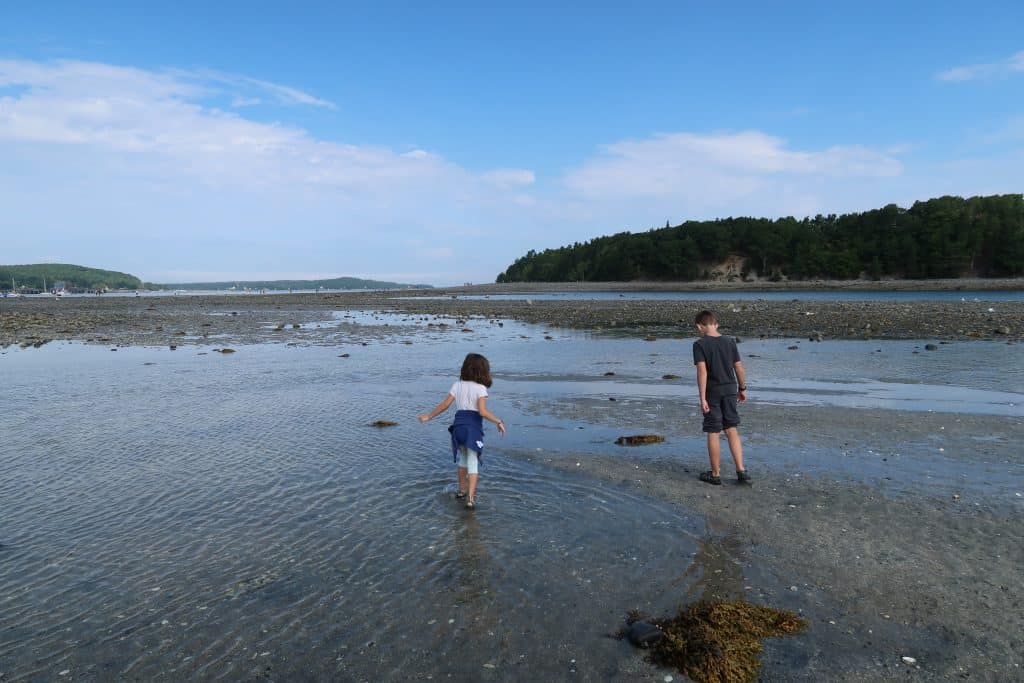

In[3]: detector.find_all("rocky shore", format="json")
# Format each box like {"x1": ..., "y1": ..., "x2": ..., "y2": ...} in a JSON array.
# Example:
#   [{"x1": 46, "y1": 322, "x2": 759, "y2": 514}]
[{"x1": 2, "y1": 282, "x2": 1022, "y2": 348}]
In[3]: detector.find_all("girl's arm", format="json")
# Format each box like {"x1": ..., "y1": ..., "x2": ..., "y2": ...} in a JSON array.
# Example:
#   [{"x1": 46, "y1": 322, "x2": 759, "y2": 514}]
[
  {"x1": 476, "y1": 396, "x2": 507, "y2": 436},
  {"x1": 418, "y1": 394, "x2": 454, "y2": 423}
]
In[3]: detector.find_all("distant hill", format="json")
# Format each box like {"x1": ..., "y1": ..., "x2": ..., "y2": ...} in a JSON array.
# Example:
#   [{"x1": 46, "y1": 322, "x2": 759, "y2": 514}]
[
  {"x1": 1, "y1": 263, "x2": 142, "y2": 291},
  {"x1": 154, "y1": 276, "x2": 432, "y2": 291},
  {"x1": 497, "y1": 194, "x2": 1024, "y2": 283}
]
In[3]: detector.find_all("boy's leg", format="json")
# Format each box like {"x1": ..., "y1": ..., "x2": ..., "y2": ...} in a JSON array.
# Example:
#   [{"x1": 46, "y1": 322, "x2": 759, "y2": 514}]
[
  {"x1": 724, "y1": 427, "x2": 745, "y2": 472},
  {"x1": 721, "y1": 396, "x2": 746, "y2": 475},
  {"x1": 457, "y1": 466, "x2": 468, "y2": 493},
  {"x1": 706, "y1": 431, "x2": 722, "y2": 476}
]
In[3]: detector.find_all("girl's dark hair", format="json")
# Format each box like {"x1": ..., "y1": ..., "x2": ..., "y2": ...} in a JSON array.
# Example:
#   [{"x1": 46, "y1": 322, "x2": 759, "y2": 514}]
[{"x1": 460, "y1": 353, "x2": 492, "y2": 388}]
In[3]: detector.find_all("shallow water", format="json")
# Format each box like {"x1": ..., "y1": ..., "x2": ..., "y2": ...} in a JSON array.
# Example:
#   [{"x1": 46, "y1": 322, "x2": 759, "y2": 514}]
[{"x1": 1, "y1": 315, "x2": 1022, "y2": 680}]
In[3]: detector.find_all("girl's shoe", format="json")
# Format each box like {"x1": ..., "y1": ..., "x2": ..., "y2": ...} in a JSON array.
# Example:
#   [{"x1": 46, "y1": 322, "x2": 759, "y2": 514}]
[
  {"x1": 465, "y1": 498, "x2": 475, "y2": 510},
  {"x1": 455, "y1": 490, "x2": 467, "y2": 499}
]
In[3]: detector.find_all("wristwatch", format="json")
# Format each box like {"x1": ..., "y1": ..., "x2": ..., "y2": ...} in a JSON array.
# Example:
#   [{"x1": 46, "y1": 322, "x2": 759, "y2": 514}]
[{"x1": 738, "y1": 385, "x2": 747, "y2": 391}]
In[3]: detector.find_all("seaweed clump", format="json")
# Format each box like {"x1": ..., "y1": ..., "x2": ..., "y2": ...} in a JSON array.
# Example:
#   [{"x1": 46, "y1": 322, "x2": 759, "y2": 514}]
[
  {"x1": 615, "y1": 434, "x2": 665, "y2": 446},
  {"x1": 642, "y1": 600, "x2": 807, "y2": 683}
]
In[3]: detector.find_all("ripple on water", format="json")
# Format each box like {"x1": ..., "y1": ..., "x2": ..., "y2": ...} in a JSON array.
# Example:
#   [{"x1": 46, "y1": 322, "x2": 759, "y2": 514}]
[{"x1": 0, "y1": 343, "x2": 728, "y2": 680}]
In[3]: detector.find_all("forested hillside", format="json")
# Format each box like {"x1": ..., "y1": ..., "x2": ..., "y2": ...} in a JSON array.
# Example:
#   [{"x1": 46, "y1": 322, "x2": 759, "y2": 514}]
[
  {"x1": 496, "y1": 194, "x2": 1024, "y2": 282},
  {"x1": 1, "y1": 263, "x2": 142, "y2": 291}
]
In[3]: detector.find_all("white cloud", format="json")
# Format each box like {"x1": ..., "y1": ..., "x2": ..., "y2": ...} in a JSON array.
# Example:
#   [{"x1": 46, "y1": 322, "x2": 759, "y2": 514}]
[
  {"x1": 482, "y1": 168, "x2": 535, "y2": 188},
  {"x1": 562, "y1": 131, "x2": 903, "y2": 210},
  {"x1": 936, "y1": 50, "x2": 1024, "y2": 82}
]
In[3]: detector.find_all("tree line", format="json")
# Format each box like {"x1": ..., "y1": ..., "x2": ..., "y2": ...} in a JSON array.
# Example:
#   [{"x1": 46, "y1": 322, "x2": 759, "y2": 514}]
[
  {"x1": 1, "y1": 263, "x2": 142, "y2": 291},
  {"x1": 496, "y1": 194, "x2": 1024, "y2": 283}
]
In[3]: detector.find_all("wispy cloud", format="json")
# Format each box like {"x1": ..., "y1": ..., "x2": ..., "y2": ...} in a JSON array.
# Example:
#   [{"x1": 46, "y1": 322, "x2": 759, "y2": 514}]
[
  {"x1": 936, "y1": 50, "x2": 1024, "y2": 82},
  {"x1": 563, "y1": 131, "x2": 903, "y2": 203},
  {"x1": 0, "y1": 58, "x2": 536, "y2": 283}
]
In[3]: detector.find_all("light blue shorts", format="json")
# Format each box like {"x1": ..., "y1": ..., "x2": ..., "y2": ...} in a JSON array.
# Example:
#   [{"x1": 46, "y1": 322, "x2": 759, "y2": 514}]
[{"x1": 457, "y1": 446, "x2": 479, "y2": 475}]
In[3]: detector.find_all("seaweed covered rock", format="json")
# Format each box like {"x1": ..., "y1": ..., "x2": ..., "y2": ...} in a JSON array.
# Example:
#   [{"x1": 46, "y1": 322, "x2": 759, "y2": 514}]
[
  {"x1": 615, "y1": 435, "x2": 665, "y2": 446},
  {"x1": 641, "y1": 600, "x2": 807, "y2": 683}
]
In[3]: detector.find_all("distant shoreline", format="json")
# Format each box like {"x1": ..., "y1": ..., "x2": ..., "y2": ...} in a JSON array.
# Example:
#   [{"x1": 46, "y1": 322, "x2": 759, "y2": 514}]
[{"x1": 428, "y1": 277, "x2": 1024, "y2": 294}]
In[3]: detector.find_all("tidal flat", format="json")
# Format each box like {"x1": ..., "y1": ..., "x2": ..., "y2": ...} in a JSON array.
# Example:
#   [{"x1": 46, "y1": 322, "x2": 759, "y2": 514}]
[{"x1": 1, "y1": 295, "x2": 1022, "y2": 681}]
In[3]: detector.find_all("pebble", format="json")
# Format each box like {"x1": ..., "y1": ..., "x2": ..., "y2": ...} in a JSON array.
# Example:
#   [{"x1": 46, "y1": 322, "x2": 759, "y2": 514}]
[
  {"x1": 664, "y1": 676, "x2": 674, "y2": 682},
  {"x1": 626, "y1": 621, "x2": 664, "y2": 647},
  {"x1": 789, "y1": 585, "x2": 798, "y2": 591},
  {"x1": 902, "y1": 656, "x2": 917, "y2": 665}
]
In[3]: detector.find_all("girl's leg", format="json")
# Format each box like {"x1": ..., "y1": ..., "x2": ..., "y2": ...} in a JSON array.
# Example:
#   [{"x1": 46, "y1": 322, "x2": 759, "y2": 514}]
[
  {"x1": 457, "y1": 466, "x2": 468, "y2": 494},
  {"x1": 465, "y1": 449, "x2": 480, "y2": 503}
]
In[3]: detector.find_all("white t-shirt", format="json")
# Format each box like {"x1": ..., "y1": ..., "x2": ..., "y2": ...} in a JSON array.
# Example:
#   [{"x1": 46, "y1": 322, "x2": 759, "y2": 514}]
[{"x1": 449, "y1": 380, "x2": 488, "y2": 411}]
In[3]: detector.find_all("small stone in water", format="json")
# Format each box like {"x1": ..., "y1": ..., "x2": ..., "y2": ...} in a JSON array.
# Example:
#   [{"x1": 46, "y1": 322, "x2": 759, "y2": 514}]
[
  {"x1": 626, "y1": 621, "x2": 664, "y2": 647},
  {"x1": 902, "y1": 656, "x2": 917, "y2": 665}
]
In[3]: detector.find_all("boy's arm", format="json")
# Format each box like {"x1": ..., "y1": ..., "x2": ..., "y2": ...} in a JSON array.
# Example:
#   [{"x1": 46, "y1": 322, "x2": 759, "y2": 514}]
[
  {"x1": 734, "y1": 360, "x2": 747, "y2": 402},
  {"x1": 696, "y1": 361, "x2": 710, "y2": 413},
  {"x1": 418, "y1": 394, "x2": 454, "y2": 423}
]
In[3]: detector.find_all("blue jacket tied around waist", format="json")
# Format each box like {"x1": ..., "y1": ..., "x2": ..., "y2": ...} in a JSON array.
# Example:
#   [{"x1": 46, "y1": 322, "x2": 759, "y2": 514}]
[{"x1": 449, "y1": 410, "x2": 485, "y2": 465}]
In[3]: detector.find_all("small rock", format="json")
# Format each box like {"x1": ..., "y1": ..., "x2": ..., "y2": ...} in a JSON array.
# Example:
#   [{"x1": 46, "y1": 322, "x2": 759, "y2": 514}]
[
  {"x1": 924, "y1": 344, "x2": 938, "y2": 351},
  {"x1": 788, "y1": 345, "x2": 799, "y2": 350},
  {"x1": 371, "y1": 420, "x2": 399, "y2": 427},
  {"x1": 339, "y1": 353, "x2": 350, "y2": 358},
  {"x1": 626, "y1": 621, "x2": 664, "y2": 647},
  {"x1": 661, "y1": 374, "x2": 680, "y2": 380},
  {"x1": 902, "y1": 656, "x2": 916, "y2": 665},
  {"x1": 292, "y1": 323, "x2": 300, "y2": 329},
  {"x1": 789, "y1": 585, "x2": 798, "y2": 591},
  {"x1": 603, "y1": 371, "x2": 616, "y2": 376}
]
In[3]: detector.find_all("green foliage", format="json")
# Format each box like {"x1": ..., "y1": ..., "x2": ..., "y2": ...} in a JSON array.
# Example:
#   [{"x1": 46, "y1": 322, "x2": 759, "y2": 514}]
[
  {"x1": 0, "y1": 263, "x2": 142, "y2": 291},
  {"x1": 496, "y1": 194, "x2": 1024, "y2": 282}
]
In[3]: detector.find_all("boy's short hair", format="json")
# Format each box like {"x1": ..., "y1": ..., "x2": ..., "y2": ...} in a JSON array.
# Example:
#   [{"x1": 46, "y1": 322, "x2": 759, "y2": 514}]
[
  {"x1": 694, "y1": 310, "x2": 717, "y2": 326},
  {"x1": 460, "y1": 353, "x2": 493, "y2": 388}
]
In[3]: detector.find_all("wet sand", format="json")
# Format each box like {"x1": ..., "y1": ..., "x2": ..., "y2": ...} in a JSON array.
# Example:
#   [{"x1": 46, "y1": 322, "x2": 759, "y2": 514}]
[
  {"x1": 2, "y1": 282, "x2": 1023, "y2": 349},
  {"x1": 514, "y1": 387, "x2": 1024, "y2": 681}
]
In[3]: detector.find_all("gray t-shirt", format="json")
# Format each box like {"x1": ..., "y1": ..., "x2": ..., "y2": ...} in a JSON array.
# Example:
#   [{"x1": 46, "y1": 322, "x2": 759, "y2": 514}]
[{"x1": 693, "y1": 335, "x2": 740, "y2": 396}]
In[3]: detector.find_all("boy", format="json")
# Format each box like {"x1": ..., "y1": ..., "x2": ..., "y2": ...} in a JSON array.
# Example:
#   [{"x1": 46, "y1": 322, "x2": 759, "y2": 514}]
[{"x1": 692, "y1": 310, "x2": 750, "y2": 485}]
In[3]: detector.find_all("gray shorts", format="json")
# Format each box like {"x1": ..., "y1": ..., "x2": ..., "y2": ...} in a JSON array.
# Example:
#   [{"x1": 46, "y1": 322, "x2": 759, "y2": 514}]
[{"x1": 702, "y1": 394, "x2": 740, "y2": 433}]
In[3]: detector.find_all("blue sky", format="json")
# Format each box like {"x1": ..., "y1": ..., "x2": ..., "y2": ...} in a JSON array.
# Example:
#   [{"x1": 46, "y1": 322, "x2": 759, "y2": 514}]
[{"x1": 1, "y1": 2, "x2": 1022, "y2": 285}]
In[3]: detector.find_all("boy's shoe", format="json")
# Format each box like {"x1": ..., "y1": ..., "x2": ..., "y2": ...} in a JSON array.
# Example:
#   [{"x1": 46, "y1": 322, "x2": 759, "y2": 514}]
[
  {"x1": 736, "y1": 470, "x2": 752, "y2": 484},
  {"x1": 465, "y1": 498, "x2": 475, "y2": 510},
  {"x1": 455, "y1": 490, "x2": 467, "y2": 499},
  {"x1": 699, "y1": 471, "x2": 722, "y2": 486}
]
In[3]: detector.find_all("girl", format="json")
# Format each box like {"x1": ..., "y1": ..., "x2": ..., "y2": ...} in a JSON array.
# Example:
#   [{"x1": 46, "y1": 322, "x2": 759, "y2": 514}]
[{"x1": 418, "y1": 353, "x2": 507, "y2": 509}]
